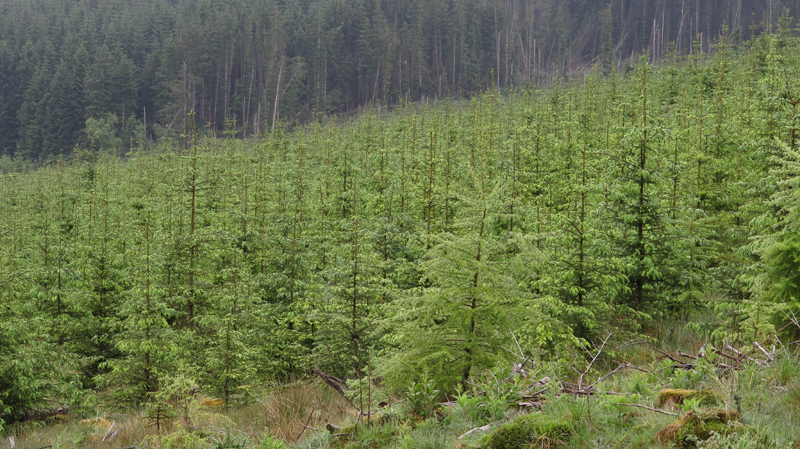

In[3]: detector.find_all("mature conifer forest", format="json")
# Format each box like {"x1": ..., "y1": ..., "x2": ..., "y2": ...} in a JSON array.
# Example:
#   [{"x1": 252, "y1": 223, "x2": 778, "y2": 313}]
[
  {"x1": 2, "y1": 0, "x2": 799, "y2": 160},
  {"x1": 4, "y1": 2, "x2": 800, "y2": 449}
]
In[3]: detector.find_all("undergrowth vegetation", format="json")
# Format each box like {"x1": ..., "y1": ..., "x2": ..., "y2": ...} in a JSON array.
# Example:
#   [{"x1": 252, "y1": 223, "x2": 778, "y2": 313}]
[{"x1": 8, "y1": 313, "x2": 799, "y2": 448}]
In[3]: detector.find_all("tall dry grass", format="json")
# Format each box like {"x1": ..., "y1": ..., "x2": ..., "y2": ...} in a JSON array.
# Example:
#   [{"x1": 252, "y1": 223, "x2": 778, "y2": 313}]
[
  {"x1": 6, "y1": 381, "x2": 354, "y2": 449},
  {"x1": 228, "y1": 380, "x2": 355, "y2": 444},
  {"x1": 9, "y1": 411, "x2": 153, "y2": 449}
]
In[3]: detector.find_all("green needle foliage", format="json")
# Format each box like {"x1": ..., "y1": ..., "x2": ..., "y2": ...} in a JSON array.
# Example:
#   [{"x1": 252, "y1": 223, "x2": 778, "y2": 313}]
[{"x1": 6, "y1": 28, "x2": 800, "y2": 435}]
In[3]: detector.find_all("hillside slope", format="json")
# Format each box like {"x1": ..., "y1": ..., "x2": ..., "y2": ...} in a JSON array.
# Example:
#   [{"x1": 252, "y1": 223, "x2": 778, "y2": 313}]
[{"x1": 2, "y1": 31, "x2": 800, "y2": 447}]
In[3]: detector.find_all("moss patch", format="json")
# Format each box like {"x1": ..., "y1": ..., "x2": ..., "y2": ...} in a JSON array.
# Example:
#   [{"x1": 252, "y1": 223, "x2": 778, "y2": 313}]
[
  {"x1": 656, "y1": 389, "x2": 719, "y2": 411},
  {"x1": 655, "y1": 421, "x2": 682, "y2": 444},
  {"x1": 655, "y1": 409, "x2": 742, "y2": 447},
  {"x1": 479, "y1": 413, "x2": 572, "y2": 449}
]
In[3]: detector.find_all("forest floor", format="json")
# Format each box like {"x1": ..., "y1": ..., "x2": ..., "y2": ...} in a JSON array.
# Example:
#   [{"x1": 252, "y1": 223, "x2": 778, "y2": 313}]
[{"x1": 6, "y1": 313, "x2": 800, "y2": 449}]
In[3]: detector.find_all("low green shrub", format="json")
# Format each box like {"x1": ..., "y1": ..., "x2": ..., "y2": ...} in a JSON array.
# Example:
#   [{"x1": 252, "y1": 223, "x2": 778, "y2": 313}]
[
  {"x1": 405, "y1": 373, "x2": 440, "y2": 419},
  {"x1": 212, "y1": 433, "x2": 249, "y2": 449},
  {"x1": 259, "y1": 430, "x2": 289, "y2": 449},
  {"x1": 696, "y1": 431, "x2": 775, "y2": 449}
]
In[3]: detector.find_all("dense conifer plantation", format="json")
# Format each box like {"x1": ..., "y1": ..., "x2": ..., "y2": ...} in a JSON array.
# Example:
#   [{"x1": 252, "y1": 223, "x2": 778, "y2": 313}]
[{"x1": 6, "y1": 23, "x2": 800, "y2": 448}]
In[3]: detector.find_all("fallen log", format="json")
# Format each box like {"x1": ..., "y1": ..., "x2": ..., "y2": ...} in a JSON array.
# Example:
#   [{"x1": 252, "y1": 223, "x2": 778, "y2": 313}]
[
  {"x1": 753, "y1": 342, "x2": 774, "y2": 362},
  {"x1": 710, "y1": 346, "x2": 740, "y2": 363},
  {"x1": 314, "y1": 366, "x2": 351, "y2": 397},
  {"x1": 654, "y1": 348, "x2": 687, "y2": 364},
  {"x1": 459, "y1": 424, "x2": 491, "y2": 439},
  {"x1": 614, "y1": 403, "x2": 678, "y2": 416},
  {"x1": 725, "y1": 344, "x2": 764, "y2": 367},
  {"x1": 516, "y1": 401, "x2": 542, "y2": 408}
]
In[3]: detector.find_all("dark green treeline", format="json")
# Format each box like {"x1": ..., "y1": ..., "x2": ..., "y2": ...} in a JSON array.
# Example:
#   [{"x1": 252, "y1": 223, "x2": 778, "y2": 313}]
[
  {"x1": 0, "y1": 0, "x2": 794, "y2": 161},
  {"x1": 4, "y1": 30, "x2": 800, "y2": 427}
]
